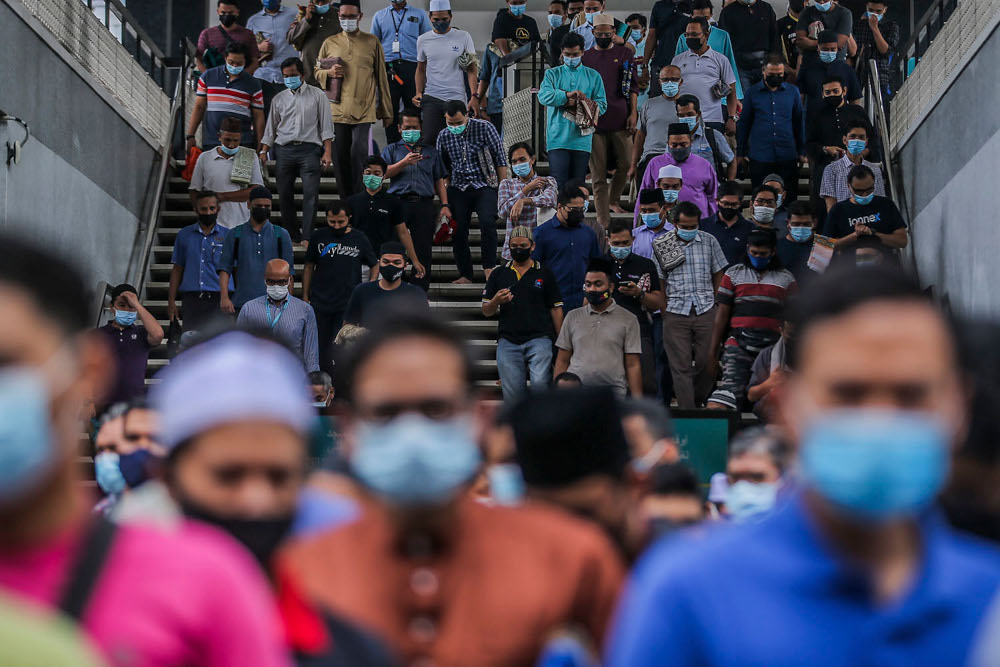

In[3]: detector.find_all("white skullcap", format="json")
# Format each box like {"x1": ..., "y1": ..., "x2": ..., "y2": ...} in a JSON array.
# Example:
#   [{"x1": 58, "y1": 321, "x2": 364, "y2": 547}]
[
  {"x1": 151, "y1": 332, "x2": 314, "y2": 451},
  {"x1": 658, "y1": 164, "x2": 683, "y2": 180},
  {"x1": 429, "y1": 0, "x2": 451, "y2": 11}
]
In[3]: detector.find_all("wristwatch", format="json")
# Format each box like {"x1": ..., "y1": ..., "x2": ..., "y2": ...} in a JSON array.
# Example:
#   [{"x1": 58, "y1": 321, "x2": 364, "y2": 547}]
[
  {"x1": 186, "y1": 134, "x2": 196, "y2": 140},
  {"x1": 471, "y1": 93, "x2": 481, "y2": 100}
]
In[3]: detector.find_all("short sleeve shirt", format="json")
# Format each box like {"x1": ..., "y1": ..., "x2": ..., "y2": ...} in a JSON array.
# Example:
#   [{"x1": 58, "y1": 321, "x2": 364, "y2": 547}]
[
  {"x1": 346, "y1": 190, "x2": 404, "y2": 253},
  {"x1": 555, "y1": 300, "x2": 643, "y2": 396},
  {"x1": 417, "y1": 29, "x2": 477, "y2": 101},
  {"x1": 582, "y1": 45, "x2": 639, "y2": 132},
  {"x1": 796, "y1": 5, "x2": 854, "y2": 64},
  {"x1": 97, "y1": 324, "x2": 152, "y2": 405},
  {"x1": 171, "y1": 223, "x2": 230, "y2": 293},
  {"x1": 670, "y1": 48, "x2": 737, "y2": 123},
  {"x1": 638, "y1": 95, "x2": 680, "y2": 161},
  {"x1": 188, "y1": 149, "x2": 265, "y2": 229},
  {"x1": 483, "y1": 261, "x2": 563, "y2": 344},
  {"x1": 822, "y1": 196, "x2": 906, "y2": 239},
  {"x1": 610, "y1": 251, "x2": 662, "y2": 337},
  {"x1": 491, "y1": 11, "x2": 541, "y2": 49},
  {"x1": 381, "y1": 141, "x2": 447, "y2": 196},
  {"x1": 343, "y1": 280, "x2": 429, "y2": 326},
  {"x1": 196, "y1": 67, "x2": 264, "y2": 147},
  {"x1": 304, "y1": 228, "x2": 377, "y2": 313}
]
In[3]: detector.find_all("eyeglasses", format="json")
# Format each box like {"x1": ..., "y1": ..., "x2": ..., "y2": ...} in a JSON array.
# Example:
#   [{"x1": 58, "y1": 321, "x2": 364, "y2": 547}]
[
  {"x1": 265, "y1": 278, "x2": 289, "y2": 286},
  {"x1": 752, "y1": 198, "x2": 776, "y2": 206},
  {"x1": 659, "y1": 77, "x2": 681, "y2": 83},
  {"x1": 683, "y1": 32, "x2": 703, "y2": 39},
  {"x1": 851, "y1": 185, "x2": 875, "y2": 196}
]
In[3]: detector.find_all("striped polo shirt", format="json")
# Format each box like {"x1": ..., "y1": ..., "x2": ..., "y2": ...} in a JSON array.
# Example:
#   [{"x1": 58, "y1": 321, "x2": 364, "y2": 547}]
[
  {"x1": 716, "y1": 263, "x2": 796, "y2": 346},
  {"x1": 196, "y1": 66, "x2": 264, "y2": 147}
]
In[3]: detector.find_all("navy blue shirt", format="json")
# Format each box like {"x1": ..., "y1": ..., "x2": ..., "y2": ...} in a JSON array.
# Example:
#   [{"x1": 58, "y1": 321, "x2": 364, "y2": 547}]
[
  {"x1": 531, "y1": 218, "x2": 602, "y2": 311},
  {"x1": 607, "y1": 493, "x2": 1000, "y2": 666},
  {"x1": 380, "y1": 141, "x2": 446, "y2": 197},
  {"x1": 703, "y1": 213, "x2": 755, "y2": 266},
  {"x1": 737, "y1": 81, "x2": 805, "y2": 162},
  {"x1": 218, "y1": 221, "x2": 295, "y2": 309},
  {"x1": 171, "y1": 222, "x2": 230, "y2": 293},
  {"x1": 798, "y1": 60, "x2": 863, "y2": 119}
]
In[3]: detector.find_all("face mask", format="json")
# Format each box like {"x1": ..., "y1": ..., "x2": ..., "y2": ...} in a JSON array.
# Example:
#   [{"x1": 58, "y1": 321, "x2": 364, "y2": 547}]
[
  {"x1": 488, "y1": 463, "x2": 525, "y2": 505},
  {"x1": 264, "y1": 0, "x2": 282, "y2": 10},
  {"x1": 641, "y1": 212, "x2": 663, "y2": 229},
  {"x1": 648, "y1": 517, "x2": 697, "y2": 540},
  {"x1": 814, "y1": 0, "x2": 831, "y2": 10},
  {"x1": 727, "y1": 480, "x2": 778, "y2": 523},
  {"x1": 585, "y1": 289, "x2": 610, "y2": 306},
  {"x1": 631, "y1": 29, "x2": 643, "y2": 42},
  {"x1": 865, "y1": 11, "x2": 883, "y2": 21},
  {"x1": 118, "y1": 449, "x2": 157, "y2": 489},
  {"x1": 819, "y1": 50, "x2": 837, "y2": 63},
  {"x1": 315, "y1": 3, "x2": 332, "y2": 13},
  {"x1": 853, "y1": 192, "x2": 875, "y2": 205},
  {"x1": 380, "y1": 264, "x2": 404, "y2": 282},
  {"x1": 115, "y1": 309, "x2": 138, "y2": 326},
  {"x1": 753, "y1": 206, "x2": 775, "y2": 223},
  {"x1": 313, "y1": 400, "x2": 328, "y2": 409},
  {"x1": 226, "y1": 63, "x2": 244, "y2": 76},
  {"x1": 432, "y1": 19, "x2": 450, "y2": 32},
  {"x1": 676, "y1": 227, "x2": 698, "y2": 241},
  {"x1": 510, "y1": 246, "x2": 532, "y2": 262},
  {"x1": 512, "y1": 161, "x2": 532, "y2": 178},
  {"x1": 219, "y1": 14, "x2": 238, "y2": 26},
  {"x1": 448, "y1": 123, "x2": 467, "y2": 135},
  {"x1": 824, "y1": 94, "x2": 843, "y2": 108},
  {"x1": 0, "y1": 368, "x2": 59, "y2": 506},
  {"x1": 251, "y1": 205, "x2": 271, "y2": 222},
  {"x1": 765, "y1": 74, "x2": 784, "y2": 88},
  {"x1": 181, "y1": 497, "x2": 294, "y2": 569},
  {"x1": 582, "y1": 200, "x2": 589, "y2": 213},
  {"x1": 748, "y1": 254, "x2": 770, "y2": 270},
  {"x1": 352, "y1": 414, "x2": 481, "y2": 506},
  {"x1": 609, "y1": 245, "x2": 631, "y2": 260},
  {"x1": 340, "y1": 18, "x2": 359, "y2": 32},
  {"x1": 548, "y1": 13, "x2": 564, "y2": 28},
  {"x1": 800, "y1": 409, "x2": 949, "y2": 519},
  {"x1": 284, "y1": 75, "x2": 303, "y2": 90},
  {"x1": 95, "y1": 452, "x2": 126, "y2": 495},
  {"x1": 363, "y1": 174, "x2": 384, "y2": 189},
  {"x1": 595, "y1": 36, "x2": 613, "y2": 48},
  {"x1": 585, "y1": 11, "x2": 597, "y2": 24},
  {"x1": 198, "y1": 213, "x2": 218, "y2": 227},
  {"x1": 789, "y1": 226, "x2": 813, "y2": 242},
  {"x1": 680, "y1": 115, "x2": 698, "y2": 131},
  {"x1": 775, "y1": 193, "x2": 784, "y2": 208},
  {"x1": 267, "y1": 284, "x2": 289, "y2": 301},
  {"x1": 669, "y1": 146, "x2": 691, "y2": 162},
  {"x1": 662, "y1": 81, "x2": 680, "y2": 97},
  {"x1": 564, "y1": 55, "x2": 582, "y2": 68},
  {"x1": 686, "y1": 37, "x2": 703, "y2": 51},
  {"x1": 662, "y1": 189, "x2": 680, "y2": 203},
  {"x1": 565, "y1": 209, "x2": 585, "y2": 226},
  {"x1": 847, "y1": 139, "x2": 866, "y2": 155},
  {"x1": 401, "y1": 129, "x2": 421, "y2": 143},
  {"x1": 329, "y1": 225, "x2": 348, "y2": 237},
  {"x1": 510, "y1": 3, "x2": 527, "y2": 16},
  {"x1": 718, "y1": 206, "x2": 739, "y2": 220},
  {"x1": 218, "y1": 143, "x2": 240, "y2": 156}
]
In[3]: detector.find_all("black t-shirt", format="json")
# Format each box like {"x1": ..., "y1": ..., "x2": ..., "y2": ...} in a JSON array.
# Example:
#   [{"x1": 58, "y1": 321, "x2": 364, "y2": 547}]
[
  {"x1": 776, "y1": 236, "x2": 815, "y2": 281},
  {"x1": 483, "y1": 261, "x2": 563, "y2": 344},
  {"x1": 823, "y1": 196, "x2": 906, "y2": 239},
  {"x1": 776, "y1": 14, "x2": 798, "y2": 66},
  {"x1": 305, "y1": 228, "x2": 377, "y2": 313},
  {"x1": 608, "y1": 251, "x2": 661, "y2": 338},
  {"x1": 795, "y1": 4, "x2": 854, "y2": 64},
  {"x1": 492, "y1": 10, "x2": 541, "y2": 48},
  {"x1": 346, "y1": 190, "x2": 404, "y2": 257},
  {"x1": 798, "y1": 60, "x2": 862, "y2": 118},
  {"x1": 343, "y1": 280, "x2": 429, "y2": 326},
  {"x1": 649, "y1": 0, "x2": 688, "y2": 68},
  {"x1": 548, "y1": 24, "x2": 572, "y2": 66}
]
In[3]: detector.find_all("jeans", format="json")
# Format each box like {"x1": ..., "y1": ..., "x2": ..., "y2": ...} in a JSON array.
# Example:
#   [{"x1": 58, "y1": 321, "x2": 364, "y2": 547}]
[
  {"x1": 275, "y1": 142, "x2": 323, "y2": 241},
  {"x1": 448, "y1": 186, "x2": 498, "y2": 280},
  {"x1": 497, "y1": 336, "x2": 554, "y2": 403},
  {"x1": 385, "y1": 60, "x2": 418, "y2": 144},
  {"x1": 400, "y1": 198, "x2": 437, "y2": 291},
  {"x1": 333, "y1": 122, "x2": 372, "y2": 200},
  {"x1": 313, "y1": 307, "x2": 345, "y2": 377},
  {"x1": 547, "y1": 148, "x2": 590, "y2": 189}
]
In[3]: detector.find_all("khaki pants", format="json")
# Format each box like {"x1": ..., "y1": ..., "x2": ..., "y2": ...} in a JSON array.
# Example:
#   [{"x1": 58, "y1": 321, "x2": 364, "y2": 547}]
[
  {"x1": 662, "y1": 306, "x2": 716, "y2": 409},
  {"x1": 589, "y1": 130, "x2": 632, "y2": 227}
]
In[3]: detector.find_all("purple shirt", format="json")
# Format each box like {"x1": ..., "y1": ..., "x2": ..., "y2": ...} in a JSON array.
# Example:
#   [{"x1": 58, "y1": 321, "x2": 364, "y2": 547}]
[
  {"x1": 635, "y1": 153, "x2": 719, "y2": 222},
  {"x1": 632, "y1": 224, "x2": 673, "y2": 261},
  {"x1": 97, "y1": 323, "x2": 152, "y2": 406}
]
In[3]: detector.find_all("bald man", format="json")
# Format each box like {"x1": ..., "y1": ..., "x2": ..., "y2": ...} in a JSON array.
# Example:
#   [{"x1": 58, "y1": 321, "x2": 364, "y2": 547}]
[{"x1": 237, "y1": 259, "x2": 320, "y2": 371}]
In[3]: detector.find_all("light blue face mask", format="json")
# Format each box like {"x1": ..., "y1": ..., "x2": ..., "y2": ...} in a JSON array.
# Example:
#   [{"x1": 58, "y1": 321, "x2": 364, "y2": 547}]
[
  {"x1": 819, "y1": 50, "x2": 837, "y2": 63},
  {"x1": 218, "y1": 144, "x2": 240, "y2": 156},
  {"x1": 351, "y1": 414, "x2": 481, "y2": 506},
  {"x1": 864, "y1": 10, "x2": 884, "y2": 21},
  {"x1": 315, "y1": 2, "x2": 332, "y2": 13},
  {"x1": 776, "y1": 193, "x2": 784, "y2": 208},
  {"x1": 814, "y1": 1, "x2": 832, "y2": 11},
  {"x1": 284, "y1": 75, "x2": 303, "y2": 90},
  {"x1": 0, "y1": 368, "x2": 57, "y2": 506},
  {"x1": 548, "y1": 13, "x2": 564, "y2": 28},
  {"x1": 631, "y1": 29, "x2": 643, "y2": 42},
  {"x1": 95, "y1": 452, "x2": 126, "y2": 495},
  {"x1": 727, "y1": 480, "x2": 778, "y2": 523},
  {"x1": 661, "y1": 189, "x2": 679, "y2": 203},
  {"x1": 115, "y1": 309, "x2": 138, "y2": 326},
  {"x1": 585, "y1": 11, "x2": 596, "y2": 23},
  {"x1": 662, "y1": 81, "x2": 680, "y2": 97},
  {"x1": 512, "y1": 161, "x2": 532, "y2": 178},
  {"x1": 226, "y1": 63, "x2": 244, "y2": 76},
  {"x1": 680, "y1": 115, "x2": 698, "y2": 131},
  {"x1": 789, "y1": 226, "x2": 813, "y2": 242},
  {"x1": 853, "y1": 192, "x2": 875, "y2": 205},
  {"x1": 448, "y1": 123, "x2": 467, "y2": 135},
  {"x1": 510, "y1": 3, "x2": 526, "y2": 16},
  {"x1": 641, "y1": 212, "x2": 663, "y2": 228},
  {"x1": 676, "y1": 227, "x2": 698, "y2": 241},
  {"x1": 487, "y1": 463, "x2": 525, "y2": 505},
  {"x1": 582, "y1": 199, "x2": 589, "y2": 213},
  {"x1": 800, "y1": 409, "x2": 949, "y2": 519},
  {"x1": 847, "y1": 139, "x2": 867, "y2": 155},
  {"x1": 564, "y1": 55, "x2": 582, "y2": 68},
  {"x1": 609, "y1": 244, "x2": 632, "y2": 260}
]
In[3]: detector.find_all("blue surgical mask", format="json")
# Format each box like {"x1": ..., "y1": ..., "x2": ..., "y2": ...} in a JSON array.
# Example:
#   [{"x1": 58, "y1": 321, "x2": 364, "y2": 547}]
[
  {"x1": 800, "y1": 409, "x2": 949, "y2": 519},
  {"x1": 680, "y1": 115, "x2": 698, "y2": 131},
  {"x1": 661, "y1": 189, "x2": 679, "y2": 203},
  {"x1": 548, "y1": 13, "x2": 564, "y2": 28},
  {"x1": 401, "y1": 129, "x2": 421, "y2": 143},
  {"x1": 631, "y1": 29, "x2": 643, "y2": 42},
  {"x1": 662, "y1": 81, "x2": 680, "y2": 97},
  {"x1": 819, "y1": 50, "x2": 837, "y2": 63},
  {"x1": 847, "y1": 139, "x2": 867, "y2": 155},
  {"x1": 510, "y1": 3, "x2": 526, "y2": 16},
  {"x1": 218, "y1": 144, "x2": 240, "y2": 156},
  {"x1": 488, "y1": 463, "x2": 525, "y2": 505},
  {"x1": 727, "y1": 480, "x2": 778, "y2": 523},
  {"x1": 0, "y1": 368, "x2": 57, "y2": 505},
  {"x1": 775, "y1": 193, "x2": 784, "y2": 208},
  {"x1": 263, "y1": 0, "x2": 281, "y2": 10},
  {"x1": 284, "y1": 75, "x2": 303, "y2": 90},
  {"x1": 585, "y1": 11, "x2": 596, "y2": 23},
  {"x1": 351, "y1": 414, "x2": 481, "y2": 506},
  {"x1": 609, "y1": 245, "x2": 632, "y2": 260},
  {"x1": 749, "y1": 254, "x2": 770, "y2": 270},
  {"x1": 512, "y1": 161, "x2": 532, "y2": 178},
  {"x1": 315, "y1": 2, "x2": 332, "y2": 13},
  {"x1": 641, "y1": 212, "x2": 663, "y2": 228},
  {"x1": 582, "y1": 199, "x2": 589, "y2": 213},
  {"x1": 448, "y1": 123, "x2": 467, "y2": 135},
  {"x1": 865, "y1": 11, "x2": 884, "y2": 21},
  {"x1": 814, "y1": 0, "x2": 832, "y2": 11},
  {"x1": 676, "y1": 227, "x2": 698, "y2": 241},
  {"x1": 95, "y1": 452, "x2": 126, "y2": 495},
  {"x1": 789, "y1": 226, "x2": 813, "y2": 242},
  {"x1": 564, "y1": 55, "x2": 582, "y2": 68},
  {"x1": 226, "y1": 63, "x2": 244, "y2": 76},
  {"x1": 115, "y1": 309, "x2": 138, "y2": 326},
  {"x1": 853, "y1": 192, "x2": 875, "y2": 205}
]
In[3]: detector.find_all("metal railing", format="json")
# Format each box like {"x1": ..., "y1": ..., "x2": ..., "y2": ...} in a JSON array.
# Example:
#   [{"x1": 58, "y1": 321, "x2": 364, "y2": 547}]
[
  {"x1": 893, "y1": 0, "x2": 959, "y2": 90},
  {"x1": 82, "y1": 0, "x2": 168, "y2": 90}
]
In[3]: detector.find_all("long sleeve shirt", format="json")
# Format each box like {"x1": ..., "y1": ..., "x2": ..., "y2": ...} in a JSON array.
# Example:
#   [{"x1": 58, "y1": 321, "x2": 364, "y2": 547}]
[
  {"x1": 287, "y1": 9, "x2": 342, "y2": 87},
  {"x1": 537, "y1": 64, "x2": 608, "y2": 152},
  {"x1": 673, "y1": 26, "x2": 744, "y2": 100},
  {"x1": 736, "y1": 81, "x2": 804, "y2": 162},
  {"x1": 315, "y1": 31, "x2": 393, "y2": 124},
  {"x1": 497, "y1": 175, "x2": 559, "y2": 259},
  {"x1": 237, "y1": 296, "x2": 319, "y2": 371},
  {"x1": 261, "y1": 83, "x2": 335, "y2": 147},
  {"x1": 435, "y1": 118, "x2": 507, "y2": 191},
  {"x1": 634, "y1": 153, "x2": 719, "y2": 220}
]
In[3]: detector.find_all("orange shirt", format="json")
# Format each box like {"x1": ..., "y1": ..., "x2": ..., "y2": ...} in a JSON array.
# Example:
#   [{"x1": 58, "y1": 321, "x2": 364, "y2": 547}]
[{"x1": 277, "y1": 497, "x2": 625, "y2": 666}]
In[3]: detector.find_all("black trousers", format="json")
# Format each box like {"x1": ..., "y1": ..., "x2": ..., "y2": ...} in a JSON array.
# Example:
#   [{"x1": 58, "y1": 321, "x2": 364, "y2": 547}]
[
  {"x1": 313, "y1": 307, "x2": 345, "y2": 376},
  {"x1": 180, "y1": 291, "x2": 222, "y2": 332},
  {"x1": 749, "y1": 159, "x2": 800, "y2": 202},
  {"x1": 448, "y1": 186, "x2": 498, "y2": 280},
  {"x1": 385, "y1": 60, "x2": 418, "y2": 145},
  {"x1": 399, "y1": 197, "x2": 437, "y2": 291},
  {"x1": 261, "y1": 80, "x2": 287, "y2": 121},
  {"x1": 333, "y1": 123, "x2": 371, "y2": 200}
]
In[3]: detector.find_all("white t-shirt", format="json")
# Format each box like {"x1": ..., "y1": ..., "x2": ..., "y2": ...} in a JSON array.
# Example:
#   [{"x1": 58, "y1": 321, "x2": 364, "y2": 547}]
[{"x1": 417, "y1": 28, "x2": 476, "y2": 102}]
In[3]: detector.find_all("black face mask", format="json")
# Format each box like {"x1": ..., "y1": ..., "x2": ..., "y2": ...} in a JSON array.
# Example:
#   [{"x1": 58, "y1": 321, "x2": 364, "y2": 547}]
[
  {"x1": 198, "y1": 213, "x2": 218, "y2": 227},
  {"x1": 823, "y1": 94, "x2": 843, "y2": 108},
  {"x1": 380, "y1": 264, "x2": 404, "y2": 282},
  {"x1": 565, "y1": 209, "x2": 585, "y2": 227},
  {"x1": 595, "y1": 36, "x2": 613, "y2": 48},
  {"x1": 250, "y1": 206, "x2": 271, "y2": 222},
  {"x1": 585, "y1": 289, "x2": 610, "y2": 306},
  {"x1": 219, "y1": 14, "x2": 237, "y2": 27},
  {"x1": 510, "y1": 247, "x2": 532, "y2": 263},
  {"x1": 669, "y1": 146, "x2": 691, "y2": 162},
  {"x1": 432, "y1": 19, "x2": 450, "y2": 32},
  {"x1": 685, "y1": 37, "x2": 702, "y2": 51},
  {"x1": 179, "y1": 498, "x2": 294, "y2": 570},
  {"x1": 329, "y1": 226, "x2": 348, "y2": 237},
  {"x1": 718, "y1": 206, "x2": 739, "y2": 220},
  {"x1": 765, "y1": 74, "x2": 784, "y2": 88}
]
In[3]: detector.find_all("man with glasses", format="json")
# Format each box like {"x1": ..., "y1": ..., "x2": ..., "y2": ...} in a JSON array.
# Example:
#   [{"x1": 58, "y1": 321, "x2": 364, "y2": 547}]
[
  {"x1": 630, "y1": 65, "x2": 682, "y2": 185},
  {"x1": 823, "y1": 164, "x2": 907, "y2": 250},
  {"x1": 748, "y1": 185, "x2": 786, "y2": 238}
]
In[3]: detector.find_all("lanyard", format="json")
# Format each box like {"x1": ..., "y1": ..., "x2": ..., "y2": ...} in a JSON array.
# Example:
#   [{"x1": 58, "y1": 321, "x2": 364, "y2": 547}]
[
  {"x1": 265, "y1": 299, "x2": 289, "y2": 329},
  {"x1": 390, "y1": 7, "x2": 407, "y2": 38}
]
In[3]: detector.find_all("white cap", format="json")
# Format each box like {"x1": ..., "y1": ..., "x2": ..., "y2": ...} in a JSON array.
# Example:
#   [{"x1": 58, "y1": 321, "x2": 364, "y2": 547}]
[
  {"x1": 658, "y1": 165, "x2": 683, "y2": 180},
  {"x1": 429, "y1": 0, "x2": 451, "y2": 11},
  {"x1": 151, "y1": 332, "x2": 314, "y2": 451}
]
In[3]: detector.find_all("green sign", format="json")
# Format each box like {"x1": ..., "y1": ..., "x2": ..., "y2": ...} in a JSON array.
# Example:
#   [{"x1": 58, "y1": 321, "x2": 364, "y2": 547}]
[{"x1": 671, "y1": 410, "x2": 739, "y2": 491}]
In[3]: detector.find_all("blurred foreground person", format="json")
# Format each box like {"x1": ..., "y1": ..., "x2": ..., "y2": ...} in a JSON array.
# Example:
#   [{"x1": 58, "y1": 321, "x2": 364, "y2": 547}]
[
  {"x1": 642, "y1": 462, "x2": 706, "y2": 541},
  {"x1": 278, "y1": 313, "x2": 625, "y2": 665},
  {"x1": 0, "y1": 238, "x2": 290, "y2": 667},
  {"x1": 723, "y1": 426, "x2": 788, "y2": 523},
  {"x1": 607, "y1": 266, "x2": 1000, "y2": 665}
]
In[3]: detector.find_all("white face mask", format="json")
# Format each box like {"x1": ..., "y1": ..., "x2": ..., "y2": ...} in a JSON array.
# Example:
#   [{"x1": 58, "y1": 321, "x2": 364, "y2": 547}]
[
  {"x1": 340, "y1": 18, "x2": 359, "y2": 32},
  {"x1": 267, "y1": 284, "x2": 289, "y2": 301}
]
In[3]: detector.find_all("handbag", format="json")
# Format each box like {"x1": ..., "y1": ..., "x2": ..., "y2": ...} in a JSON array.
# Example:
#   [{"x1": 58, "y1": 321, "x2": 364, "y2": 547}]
[
  {"x1": 652, "y1": 230, "x2": 686, "y2": 273},
  {"x1": 318, "y1": 57, "x2": 344, "y2": 103},
  {"x1": 476, "y1": 146, "x2": 500, "y2": 189}
]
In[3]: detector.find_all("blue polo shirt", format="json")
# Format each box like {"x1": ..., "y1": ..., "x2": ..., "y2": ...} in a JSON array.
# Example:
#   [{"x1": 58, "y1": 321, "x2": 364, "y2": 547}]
[
  {"x1": 380, "y1": 141, "x2": 446, "y2": 197},
  {"x1": 607, "y1": 493, "x2": 1000, "y2": 666},
  {"x1": 736, "y1": 81, "x2": 805, "y2": 163},
  {"x1": 531, "y1": 218, "x2": 601, "y2": 311},
  {"x1": 371, "y1": 4, "x2": 432, "y2": 62},
  {"x1": 171, "y1": 222, "x2": 230, "y2": 293},
  {"x1": 218, "y1": 220, "x2": 295, "y2": 310},
  {"x1": 702, "y1": 212, "x2": 755, "y2": 266}
]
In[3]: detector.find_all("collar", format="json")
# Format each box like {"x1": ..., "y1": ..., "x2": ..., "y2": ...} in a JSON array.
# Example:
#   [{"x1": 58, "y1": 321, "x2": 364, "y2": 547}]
[
  {"x1": 585, "y1": 298, "x2": 616, "y2": 314},
  {"x1": 765, "y1": 82, "x2": 787, "y2": 92},
  {"x1": 213, "y1": 149, "x2": 236, "y2": 160},
  {"x1": 505, "y1": 259, "x2": 538, "y2": 278},
  {"x1": 196, "y1": 223, "x2": 222, "y2": 236}
]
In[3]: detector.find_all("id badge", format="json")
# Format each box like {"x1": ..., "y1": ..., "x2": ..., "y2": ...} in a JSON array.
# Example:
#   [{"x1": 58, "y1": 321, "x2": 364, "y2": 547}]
[{"x1": 392, "y1": 40, "x2": 401, "y2": 53}]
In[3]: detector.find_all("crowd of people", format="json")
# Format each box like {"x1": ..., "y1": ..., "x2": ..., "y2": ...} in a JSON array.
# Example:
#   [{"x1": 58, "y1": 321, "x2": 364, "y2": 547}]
[{"x1": 3, "y1": 0, "x2": 1000, "y2": 664}]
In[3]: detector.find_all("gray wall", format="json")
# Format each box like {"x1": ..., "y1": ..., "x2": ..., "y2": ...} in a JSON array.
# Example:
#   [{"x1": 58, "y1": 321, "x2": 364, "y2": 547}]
[
  {"x1": 0, "y1": 0, "x2": 159, "y2": 298},
  {"x1": 896, "y1": 22, "x2": 1000, "y2": 317}
]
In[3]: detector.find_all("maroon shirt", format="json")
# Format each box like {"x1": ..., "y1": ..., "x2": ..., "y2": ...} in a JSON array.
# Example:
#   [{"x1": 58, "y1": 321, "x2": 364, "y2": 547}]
[
  {"x1": 196, "y1": 25, "x2": 261, "y2": 65},
  {"x1": 97, "y1": 323, "x2": 153, "y2": 407},
  {"x1": 582, "y1": 44, "x2": 637, "y2": 132}
]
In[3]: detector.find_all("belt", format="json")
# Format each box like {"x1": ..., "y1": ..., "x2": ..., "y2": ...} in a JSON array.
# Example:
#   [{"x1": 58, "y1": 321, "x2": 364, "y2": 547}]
[
  {"x1": 180, "y1": 291, "x2": 221, "y2": 300},
  {"x1": 279, "y1": 141, "x2": 319, "y2": 147},
  {"x1": 399, "y1": 193, "x2": 433, "y2": 201}
]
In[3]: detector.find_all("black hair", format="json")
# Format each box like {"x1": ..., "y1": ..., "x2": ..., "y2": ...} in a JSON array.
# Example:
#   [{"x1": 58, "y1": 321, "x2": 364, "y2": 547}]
[
  {"x1": 217, "y1": 0, "x2": 237, "y2": 6},
  {"x1": 380, "y1": 241, "x2": 407, "y2": 257},
  {"x1": 847, "y1": 164, "x2": 875, "y2": 185},
  {"x1": 195, "y1": 190, "x2": 219, "y2": 203},
  {"x1": 586, "y1": 257, "x2": 616, "y2": 285},
  {"x1": 752, "y1": 184, "x2": 778, "y2": 201},
  {"x1": 308, "y1": 370, "x2": 333, "y2": 390},
  {"x1": 219, "y1": 115, "x2": 243, "y2": 133},
  {"x1": 717, "y1": 180, "x2": 742, "y2": 200},
  {"x1": 0, "y1": 236, "x2": 91, "y2": 334},
  {"x1": 817, "y1": 29, "x2": 839, "y2": 44},
  {"x1": 444, "y1": 99, "x2": 468, "y2": 117},
  {"x1": 608, "y1": 219, "x2": 634, "y2": 235},
  {"x1": 565, "y1": 178, "x2": 590, "y2": 195},
  {"x1": 558, "y1": 186, "x2": 587, "y2": 206},
  {"x1": 554, "y1": 371, "x2": 582, "y2": 384},
  {"x1": 786, "y1": 199, "x2": 814, "y2": 218},
  {"x1": 673, "y1": 201, "x2": 702, "y2": 223},
  {"x1": 110, "y1": 283, "x2": 139, "y2": 301},
  {"x1": 647, "y1": 462, "x2": 701, "y2": 497},
  {"x1": 280, "y1": 56, "x2": 304, "y2": 74},
  {"x1": 691, "y1": 0, "x2": 713, "y2": 12},
  {"x1": 822, "y1": 73, "x2": 846, "y2": 88},
  {"x1": 561, "y1": 31, "x2": 586, "y2": 51},
  {"x1": 622, "y1": 398, "x2": 675, "y2": 440},
  {"x1": 844, "y1": 120, "x2": 871, "y2": 136},
  {"x1": 788, "y1": 0, "x2": 806, "y2": 11},
  {"x1": 686, "y1": 16, "x2": 711, "y2": 34},
  {"x1": 225, "y1": 41, "x2": 250, "y2": 58},
  {"x1": 639, "y1": 188, "x2": 665, "y2": 205},
  {"x1": 675, "y1": 93, "x2": 701, "y2": 113},
  {"x1": 549, "y1": 0, "x2": 569, "y2": 8},
  {"x1": 507, "y1": 141, "x2": 534, "y2": 162},
  {"x1": 625, "y1": 12, "x2": 647, "y2": 26},
  {"x1": 765, "y1": 53, "x2": 786, "y2": 68},
  {"x1": 741, "y1": 228, "x2": 782, "y2": 271},
  {"x1": 400, "y1": 106, "x2": 422, "y2": 122},
  {"x1": 363, "y1": 155, "x2": 388, "y2": 172},
  {"x1": 324, "y1": 201, "x2": 350, "y2": 217}
]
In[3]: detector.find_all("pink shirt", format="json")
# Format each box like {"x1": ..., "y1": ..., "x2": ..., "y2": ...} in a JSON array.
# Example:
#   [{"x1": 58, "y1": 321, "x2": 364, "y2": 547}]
[{"x1": 0, "y1": 519, "x2": 291, "y2": 667}]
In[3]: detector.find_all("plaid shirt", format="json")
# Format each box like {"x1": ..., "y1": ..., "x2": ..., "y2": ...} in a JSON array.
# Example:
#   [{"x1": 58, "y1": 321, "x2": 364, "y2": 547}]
[
  {"x1": 435, "y1": 118, "x2": 507, "y2": 191},
  {"x1": 819, "y1": 155, "x2": 886, "y2": 203},
  {"x1": 497, "y1": 175, "x2": 558, "y2": 259},
  {"x1": 657, "y1": 230, "x2": 728, "y2": 316},
  {"x1": 854, "y1": 16, "x2": 900, "y2": 91}
]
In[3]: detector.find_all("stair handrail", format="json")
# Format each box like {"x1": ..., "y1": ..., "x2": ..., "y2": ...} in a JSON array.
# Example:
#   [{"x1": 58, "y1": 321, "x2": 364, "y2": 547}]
[
  {"x1": 893, "y1": 0, "x2": 958, "y2": 89},
  {"x1": 83, "y1": 0, "x2": 169, "y2": 90},
  {"x1": 131, "y1": 38, "x2": 196, "y2": 295}
]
